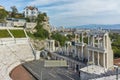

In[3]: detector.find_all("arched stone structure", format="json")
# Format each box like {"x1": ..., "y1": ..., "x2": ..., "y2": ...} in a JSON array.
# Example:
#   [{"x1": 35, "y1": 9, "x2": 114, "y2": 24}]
[{"x1": 0, "y1": 38, "x2": 35, "y2": 80}]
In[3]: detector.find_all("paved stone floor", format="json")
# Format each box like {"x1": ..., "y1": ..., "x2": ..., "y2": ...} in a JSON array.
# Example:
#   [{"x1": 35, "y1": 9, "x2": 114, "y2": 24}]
[{"x1": 23, "y1": 60, "x2": 80, "y2": 80}]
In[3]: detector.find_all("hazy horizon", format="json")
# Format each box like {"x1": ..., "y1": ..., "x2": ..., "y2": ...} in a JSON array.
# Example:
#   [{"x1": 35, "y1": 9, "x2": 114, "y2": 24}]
[{"x1": 1, "y1": 0, "x2": 120, "y2": 27}]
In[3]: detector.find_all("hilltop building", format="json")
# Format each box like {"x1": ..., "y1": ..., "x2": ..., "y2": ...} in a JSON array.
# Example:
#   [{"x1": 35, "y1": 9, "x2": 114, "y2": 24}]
[
  {"x1": 0, "y1": 5, "x2": 4, "y2": 9},
  {"x1": 23, "y1": 6, "x2": 39, "y2": 18}
]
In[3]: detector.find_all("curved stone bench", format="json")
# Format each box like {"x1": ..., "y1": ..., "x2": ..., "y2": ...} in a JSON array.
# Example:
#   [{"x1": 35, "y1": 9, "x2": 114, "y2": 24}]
[{"x1": 0, "y1": 39, "x2": 35, "y2": 80}]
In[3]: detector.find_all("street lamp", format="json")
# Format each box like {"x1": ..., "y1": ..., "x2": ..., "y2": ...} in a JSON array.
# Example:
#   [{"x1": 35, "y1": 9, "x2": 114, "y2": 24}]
[
  {"x1": 41, "y1": 70, "x2": 42, "y2": 80},
  {"x1": 114, "y1": 65, "x2": 119, "y2": 80}
]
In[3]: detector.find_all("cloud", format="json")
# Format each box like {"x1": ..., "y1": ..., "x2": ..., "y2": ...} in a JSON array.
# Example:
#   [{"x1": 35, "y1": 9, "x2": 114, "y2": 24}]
[
  {"x1": 1, "y1": 0, "x2": 120, "y2": 26},
  {"x1": 44, "y1": 0, "x2": 120, "y2": 16},
  {"x1": 45, "y1": 0, "x2": 120, "y2": 26},
  {"x1": 0, "y1": 0, "x2": 27, "y2": 12},
  {"x1": 28, "y1": 0, "x2": 62, "y2": 6}
]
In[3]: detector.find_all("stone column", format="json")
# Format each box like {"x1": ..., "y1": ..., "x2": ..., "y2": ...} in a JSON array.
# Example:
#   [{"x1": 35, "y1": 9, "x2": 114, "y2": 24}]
[
  {"x1": 78, "y1": 47, "x2": 80, "y2": 58},
  {"x1": 78, "y1": 34, "x2": 80, "y2": 43},
  {"x1": 97, "y1": 52, "x2": 100, "y2": 65},
  {"x1": 92, "y1": 51, "x2": 95, "y2": 64},
  {"x1": 75, "y1": 34, "x2": 78, "y2": 43},
  {"x1": 103, "y1": 53, "x2": 105, "y2": 68},
  {"x1": 98, "y1": 35, "x2": 100, "y2": 48},
  {"x1": 103, "y1": 35, "x2": 106, "y2": 50},
  {"x1": 88, "y1": 50, "x2": 89, "y2": 63},
  {"x1": 106, "y1": 35, "x2": 108, "y2": 50},
  {"x1": 88, "y1": 36, "x2": 89, "y2": 45},
  {"x1": 82, "y1": 33, "x2": 83, "y2": 43},
  {"x1": 92, "y1": 36, "x2": 95, "y2": 47},
  {"x1": 75, "y1": 46, "x2": 77, "y2": 57},
  {"x1": 81, "y1": 46, "x2": 83, "y2": 59},
  {"x1": 49, "y1": 41, "x2": 50, "y2": 51}
]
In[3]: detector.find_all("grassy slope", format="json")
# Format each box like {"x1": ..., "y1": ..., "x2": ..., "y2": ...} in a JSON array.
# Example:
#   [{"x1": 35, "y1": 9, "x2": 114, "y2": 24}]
[
  {"x1": 0, "y1": 30, "x2": 11, "y2": 38},
  {"x1": 10, "y1": 30, "x2": 26, "y2": 38}
]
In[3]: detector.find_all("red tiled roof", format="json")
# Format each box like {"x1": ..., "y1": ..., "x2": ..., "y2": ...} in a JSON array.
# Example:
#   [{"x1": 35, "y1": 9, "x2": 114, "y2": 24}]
[{"x1": 25, "y1": 6, "x2": 38, "y2": 10}]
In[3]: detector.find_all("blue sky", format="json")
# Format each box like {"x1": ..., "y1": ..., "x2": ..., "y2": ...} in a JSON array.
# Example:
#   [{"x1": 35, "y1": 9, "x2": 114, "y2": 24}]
[{"x1": 1, "y1": 0, "x2": 120, "y2": 27}]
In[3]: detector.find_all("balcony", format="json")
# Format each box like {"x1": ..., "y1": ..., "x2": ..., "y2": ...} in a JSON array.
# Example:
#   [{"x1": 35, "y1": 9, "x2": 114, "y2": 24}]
[
  {"x1": 87, "y1": 45, "x2": 106, "y2": 53},
  {"x1": 75, "y1": 42, "x2": 86, "y2": 46}
]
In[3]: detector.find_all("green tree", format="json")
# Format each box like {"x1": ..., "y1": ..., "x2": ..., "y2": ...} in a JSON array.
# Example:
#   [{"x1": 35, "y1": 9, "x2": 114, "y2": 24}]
[
  {"x1": 27, "y1": 12, "x2": 49, "y2": 40},
  {"x1": 109, "y1": 33, "x2": 120, "y2": 58},
  {"x1": 67, "y1": 34, "x2": 75, "y2": 41},
  {"x1": 36, "y1": 12, "x2": 47, "y2": 24},
  {"x1": 33, "y1": 12, "x2": 49, "y2": 39},
  {"x1": 51, "y1": 32, "x2": 67, "y2": 46},
  {"x1": 0, "y1": 9, "x2": 8, "y2": 22},
  {"x1": 10, "y1": 6, "x2": 18, "y2": 18},
  {"x1": 25, "y1": 17, "x2": 30, "y2": 22},
  {"x1": 83, "y1": 37, "x2": 88, "y2": 44},
  {"x1": 34, "y1": 24, "x2": 49, "y2": 39}
]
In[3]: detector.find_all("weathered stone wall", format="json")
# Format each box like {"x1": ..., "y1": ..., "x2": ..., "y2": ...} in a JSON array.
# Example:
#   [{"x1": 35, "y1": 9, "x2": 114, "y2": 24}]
[
  {"x1": 30, "y1": 39, "x2": 46, "y2": 50},
  {"x1": 42, "y1": 21, "x2": 51, "y2": 33},
  {"x1": 13, "y1": 22, "x2": 25, "y2": 27},
  {"x1": 25, "y1": 22, "x2": 37, "y2": 29}
]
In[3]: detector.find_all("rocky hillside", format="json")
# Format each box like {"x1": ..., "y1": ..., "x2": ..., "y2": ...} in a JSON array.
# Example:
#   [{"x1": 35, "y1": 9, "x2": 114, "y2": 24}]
[
  {"x1": 30, "y1": 39, "x2": 46, "y2": 50},
  {"x1": 41, "y1": 16, "x2": 51, "y2": 33},
  {"x1": 27, "y1": 12, "x2": 51, "y2": 50},
  {"x1": 36, "y1": 12, "x2": 51, "y2": 33}
]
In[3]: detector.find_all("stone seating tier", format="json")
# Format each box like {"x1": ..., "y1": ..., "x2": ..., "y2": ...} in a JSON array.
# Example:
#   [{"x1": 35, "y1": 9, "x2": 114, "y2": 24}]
[{"x1": 0, "y1": 39, "x2": 34, "y2": 80}]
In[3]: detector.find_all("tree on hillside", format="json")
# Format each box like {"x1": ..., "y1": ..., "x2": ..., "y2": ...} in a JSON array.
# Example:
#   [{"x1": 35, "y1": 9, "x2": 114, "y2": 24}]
[
  {"x1": 27, "y1": 12, "x2": 50, "y2": 40},
  {"x1": 51, "y1": 32, "x2": 67, "y2": 46},
  {"x1": 109, "y1": 33, "x2": 120, "y2": 58},
  {"x1": 0, "y1": 9, "x2": 8, "y2": 22},
  {"x1": 33, "y1": 12, "x2": 49, "y2": 39},
  {"x1": 10, "y1": 6, "x2": 18, "y2": 18},
  {"x1": 34, "y1": 28, "x2": 49, "y2": 39},
  {"x1": 36, "y1": 12, "x2": 47, "y2": 24}
]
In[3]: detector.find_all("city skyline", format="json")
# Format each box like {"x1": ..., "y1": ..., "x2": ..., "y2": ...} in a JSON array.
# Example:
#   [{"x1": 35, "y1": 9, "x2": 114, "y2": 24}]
[{"x1": 1, "y1": 0, "x2": 120, "y2": 27}]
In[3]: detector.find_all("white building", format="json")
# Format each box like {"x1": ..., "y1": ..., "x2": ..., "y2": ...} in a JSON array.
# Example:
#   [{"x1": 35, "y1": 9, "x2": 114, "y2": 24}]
[{"x1": 23, "y1": 6, "x2": 39, "y2": 18}]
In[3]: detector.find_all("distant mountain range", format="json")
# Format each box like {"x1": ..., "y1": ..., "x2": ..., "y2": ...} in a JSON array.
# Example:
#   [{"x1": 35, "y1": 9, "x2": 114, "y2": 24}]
[{"x1": 72, "y1": 24, "x2": 120, "y2": 29}]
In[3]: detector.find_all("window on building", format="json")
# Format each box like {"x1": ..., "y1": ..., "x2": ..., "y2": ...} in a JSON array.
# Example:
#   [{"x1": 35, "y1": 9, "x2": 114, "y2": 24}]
[
  {"x1": 31, "y1": 11, "x2": 34, "y2": 14},
  {"x1": 26, "y1": 11, "x2": 28, "y2": 14},
  {"x1": 26, "y1": 9, "x2": 28, "y2": 14}
]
